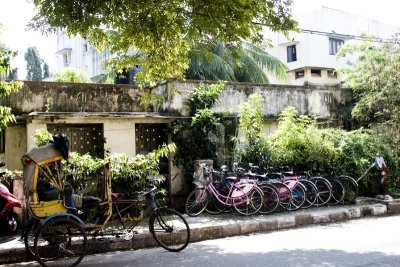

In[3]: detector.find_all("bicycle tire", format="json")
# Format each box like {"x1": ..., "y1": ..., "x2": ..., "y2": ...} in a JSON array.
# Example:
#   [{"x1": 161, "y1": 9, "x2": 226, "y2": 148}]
[
  {"x1": 286, "y1": 181, "x2": 306, "y2": 211},
  {"x1": 24, "y1": 218, "x2": 40, "y2": 259},
  {"x1": 149, "y1": 207, "x2": 190, "y2": 252},
  {"x1": 34, "y1": 216, "x2": 87, "y2": 267},
  {"x1": 272, "y1": 181, "x2": 293, "y2": 211},
  {"x1": 185, "y1": 188, "x2": 208, "y2": 217},
  {"x1": 259, "y1": 184, "x2": 280, "y2": 214},
  {"x1": 310, "y1": 177, "x2": 332, "y2": 207},
  {"x1": 299, "y1": 179, "x2": 317, "y2": 209},
  {"x1": 205, "y1": 192, "x2": 227, "y2": 215},
  {"x1": 233, "y1": 185, "x2": 263, "y2": 216},
  {"x1": 329, "y1": 178, "x2": 345, "y2": 205},
  {"x1": 337, "y1": 175, "x2": 359, "y2": 204}
]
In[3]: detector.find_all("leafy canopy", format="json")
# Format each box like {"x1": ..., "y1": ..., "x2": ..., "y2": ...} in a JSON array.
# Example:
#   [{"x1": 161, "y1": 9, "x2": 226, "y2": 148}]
[
  {"x1": 24, "y1": 46, "x2": 46, "y2": 81},
  {"x1": 54, "y1": 67, "x2": 90, "y2": 83},
  {"x1": 337, "y1": 37, "x2": 400, "y2": 120},
  {"x1": 29, "y1": 0, "x2": 297, "y2": 84},
  {"x1": 186, "y1": 42, "x2": 288, "y2": 83},
  {"x1": 337, "y1": 35, "x2": 400, "y2": 152},
  {"x1": 0, "y1": 23, "x2": 23, "y2": 130}
]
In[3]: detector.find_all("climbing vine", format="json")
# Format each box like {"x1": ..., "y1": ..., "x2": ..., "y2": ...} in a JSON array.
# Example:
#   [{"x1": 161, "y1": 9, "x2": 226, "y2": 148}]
[{"x1": 168, "y1": 81, "x2": 228, "y2": 176}]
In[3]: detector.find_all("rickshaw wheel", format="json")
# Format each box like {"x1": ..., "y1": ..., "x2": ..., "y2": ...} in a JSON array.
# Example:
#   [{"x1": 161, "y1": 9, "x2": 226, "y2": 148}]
[
  {"x1": 34, "y1": 216, "x2": 87, "y2": 267},
  {"x1": 24, "y1": 218, "x2": 40, "y2": 259}
]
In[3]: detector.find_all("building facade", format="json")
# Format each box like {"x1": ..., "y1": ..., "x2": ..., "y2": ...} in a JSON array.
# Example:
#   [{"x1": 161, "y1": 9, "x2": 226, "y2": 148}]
[
  {"x1": 264, "y1": 6, "x2": 400, "y2": 85},
  {"x1": 56, "y1": 35, "x2": 111, "y2": 81}
]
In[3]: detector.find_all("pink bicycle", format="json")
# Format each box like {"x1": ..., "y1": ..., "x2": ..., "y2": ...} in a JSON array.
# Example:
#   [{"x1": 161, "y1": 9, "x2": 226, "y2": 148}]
[{"x1": 185, "y1": 164, "x2": 264, "y2": 216}]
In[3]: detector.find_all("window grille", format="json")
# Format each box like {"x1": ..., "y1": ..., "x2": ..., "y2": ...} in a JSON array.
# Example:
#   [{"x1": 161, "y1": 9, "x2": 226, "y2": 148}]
[
  {"x1": 135, "y1": 124, "x2": 168, "y2": 174},
  {"x1": 47, "y1": 124, "x2": 104, "y2": 158}
]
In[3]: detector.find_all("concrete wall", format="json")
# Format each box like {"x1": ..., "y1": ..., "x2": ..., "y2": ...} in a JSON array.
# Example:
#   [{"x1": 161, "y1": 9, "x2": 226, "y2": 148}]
[
  {"x1": 6, "y1": 81, "x2": 151, "y2": 115},
  {"x1": 7, "y1": 81, "x2": 353, "y2": 121},
  {"x1": 5, "y1": 124, "x2": 27, "y2": 171},
  {"x1": 164, "y1": 80, "x2": 353, "y2": 120}
]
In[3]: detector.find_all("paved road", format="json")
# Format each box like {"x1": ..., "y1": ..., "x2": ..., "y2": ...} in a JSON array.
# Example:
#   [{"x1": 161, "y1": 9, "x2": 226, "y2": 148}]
[{"x1": 4, "y1": 215, "x2": 400, "y2": 267}]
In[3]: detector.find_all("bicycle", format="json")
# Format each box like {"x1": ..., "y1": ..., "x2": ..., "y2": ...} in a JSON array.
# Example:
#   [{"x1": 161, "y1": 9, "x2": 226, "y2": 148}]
[
  {"x1": 241, "y1": 165, "x2": 306, "y2": 212},
  {"x1": 185, "y1": 164, "x2": 264, "y2": 216}
]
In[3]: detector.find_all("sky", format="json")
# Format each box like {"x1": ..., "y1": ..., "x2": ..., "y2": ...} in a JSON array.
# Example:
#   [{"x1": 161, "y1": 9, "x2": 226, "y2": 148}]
[{"x1": 1, "y1": 0, "x2": 400, "y2": 79}]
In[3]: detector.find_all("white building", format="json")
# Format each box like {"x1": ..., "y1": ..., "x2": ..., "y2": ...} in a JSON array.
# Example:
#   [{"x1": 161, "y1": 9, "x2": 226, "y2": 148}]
[
  {"x1": 56, "y1": 35, "x2": 111, "y2": 81},
  {"x1": 264, "y1": 6, "x2": 400, "y2": 85}
]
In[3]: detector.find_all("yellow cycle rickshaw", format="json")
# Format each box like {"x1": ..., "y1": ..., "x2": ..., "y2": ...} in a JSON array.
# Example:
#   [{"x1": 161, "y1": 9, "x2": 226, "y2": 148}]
[{"x1": 22, "y1": 134, "x2": 190, "y2": 267}]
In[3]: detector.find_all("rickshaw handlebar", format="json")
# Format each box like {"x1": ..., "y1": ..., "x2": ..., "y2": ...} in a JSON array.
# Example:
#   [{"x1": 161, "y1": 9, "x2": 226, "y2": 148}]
[{"x1": 132, "y1": 185, "x2": 157, "y2": 196}]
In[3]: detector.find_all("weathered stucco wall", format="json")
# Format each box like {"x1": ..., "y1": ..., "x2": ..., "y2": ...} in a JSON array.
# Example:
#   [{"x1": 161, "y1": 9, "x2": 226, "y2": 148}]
[
  {"x1": 7, "y1": 80, "x2": 353, "y2": 120},
  {"x1": 5, "y1": 124, "x2": 27, "y2": 171},
  {"x1": 6, "y1": 81, "x2": 157, "y2": 115},
  {"x1": 164, "y1": 80, "x2": 353, "y2": 119}
]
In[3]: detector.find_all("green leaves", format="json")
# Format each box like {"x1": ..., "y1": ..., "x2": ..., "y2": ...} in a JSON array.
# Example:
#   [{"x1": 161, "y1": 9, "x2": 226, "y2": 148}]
[
  {"x1": 24, "y1": 46, "x2": 46, "y2": 81},
  {"x1": 169, "y1": 82, "x2": 226, "y2": 172},
  {"x1": 338, "y1": 35, "x2": 400, "y2": 125},
  {"x1": 30, "y1": 0, "x2": 297, "y2": 84},
  {"x1": 185, "y1": 42, "x2": 288, "y2": 83},
  {"x1": 54, "y1": 68, "x2": 90, "y2": 83},
  {"x1": 0, "y1": 31, "x2": 23, "y2": 131}
]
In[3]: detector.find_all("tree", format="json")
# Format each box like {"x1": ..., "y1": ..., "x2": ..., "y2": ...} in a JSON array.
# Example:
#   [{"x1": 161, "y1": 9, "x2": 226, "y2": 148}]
[
  {"x1": 43, "y1": 62, "x2": 50, "y2": 79},
  {"x1": 337, "y1": 35, "x2": 400, "y2": 152},
  {"x1": 29, "y1": 0, "x2": 297, "y2": 84},
  {"x1": 0, "y1": 23, "x2": 23, "y2": 130},
  {"x1": 54, "y1": 68, "x2": 90, "y2": 83},
  {"x1": 24, "y1": 46, "x2": 44, "y2": 81},
  {"x1": 185, "y1": 42, "x2": 288, "y2": 83}
]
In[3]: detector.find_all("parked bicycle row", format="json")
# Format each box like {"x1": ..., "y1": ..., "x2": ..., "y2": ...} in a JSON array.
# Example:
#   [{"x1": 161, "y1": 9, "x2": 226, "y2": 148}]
[{"x1": 185, "y1": 163, "x2": 360, "y2": 216}]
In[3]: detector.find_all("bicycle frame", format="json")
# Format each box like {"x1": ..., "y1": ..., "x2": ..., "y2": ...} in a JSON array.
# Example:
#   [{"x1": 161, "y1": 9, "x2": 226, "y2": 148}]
[
  {"x1": 111, "y1": 188, "x2": 161, "y2": 233},
  {"x1": 199, "y1": 178, "x2": 256, "y2": 207}
]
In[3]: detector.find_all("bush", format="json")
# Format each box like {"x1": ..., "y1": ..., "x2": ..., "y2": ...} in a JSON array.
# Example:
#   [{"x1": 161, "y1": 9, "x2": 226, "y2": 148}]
[
  {"x1": 235, "y1": 93, "x2": 273, "y2": 169},
  {"x1": 236, "y1": 105, "x2": 400, "y2": 196}
]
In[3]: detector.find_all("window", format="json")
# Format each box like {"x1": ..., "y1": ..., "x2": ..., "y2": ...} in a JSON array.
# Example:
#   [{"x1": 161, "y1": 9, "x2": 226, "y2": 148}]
[
  {"x1": 329, "y1": 38, "x2": 344, "y2": 55},
  {"x1": 295, "y1": 70, "x2": 304, "y2": 79},
  {"x1": 83, "y1": 43, "x2": 88, "y2": 53},
  {"x1": 311, "y1": 69, "x2": 321, "y2": 77},
  {"x1": 63, "y1": 53, "x2": 70, "y2": 66},
  {"x1": 135, "y1": 124, "x2": 168, "y2": 174},
  {"x1": 287, "y1": 45, "x2": 297, "y2": 62},
  {"x1": 327, "y1": 69, "x2": 337, "y2": 78},
  {"x1": 47, "y1": 124, "x2": 105, "y2": 158}
]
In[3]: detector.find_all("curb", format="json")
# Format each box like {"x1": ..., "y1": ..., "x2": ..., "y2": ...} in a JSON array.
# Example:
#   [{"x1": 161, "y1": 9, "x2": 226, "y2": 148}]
[{"x1": 0, "y1": 202, "x2": 398, "y2": 265}]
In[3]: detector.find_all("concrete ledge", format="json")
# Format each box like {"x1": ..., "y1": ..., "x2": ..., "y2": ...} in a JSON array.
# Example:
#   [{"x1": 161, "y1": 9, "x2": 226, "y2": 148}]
[{"x1": 387, "y1": 201, "x2": 400, "y2": 214}]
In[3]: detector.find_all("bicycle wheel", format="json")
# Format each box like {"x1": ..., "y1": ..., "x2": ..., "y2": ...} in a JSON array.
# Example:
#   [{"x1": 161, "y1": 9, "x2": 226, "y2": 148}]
[
  {"x1": 185, "y1": 188, "x2": 208, "y2": 217},
  {"x1": 259, "y1": 184, "x2": 280, "y2": 215},
  {"x1": 149, "y1": 207, "x2": 190, "y2": 252},
  {"x1": 338, "y1": 175, "x2": 359, "y2": 204},
  {"x1": 272, "y1": 182, "x2": 293, "y2": 211},
  {"x1": 34, "y1": 217, "x2": 87, "y2": 267},
  {"x1": 24, "y1": 218, "x2": 40, "y2": 259},
  {"x1": 285, "y1": 181, "x2": 306, "y2": 211},
  {"x1": 310, "y1": 177, "x2": 332, "y2": 207},
  {"x1": 233, "y1": 185, "x2": 263, "y2": 216},
  {"x1": 205, "y1": 192, "x2": 226, "y2": 215},
  {"x1": 300, "y1": 180, "x2": 317, "y2": 209},
  {"x1": 329, "y1": 178, "x2": 345, "y2": 205}
]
